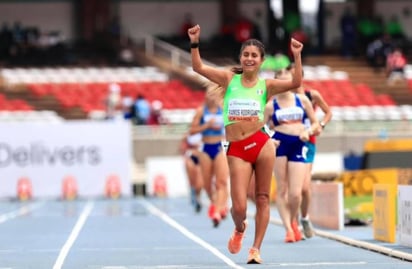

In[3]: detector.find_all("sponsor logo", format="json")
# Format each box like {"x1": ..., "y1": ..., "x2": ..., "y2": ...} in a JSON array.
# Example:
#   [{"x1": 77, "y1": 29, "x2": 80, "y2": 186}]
[
  {"x1": 244, "y1": 142, "x2": 257, "y2": 151},
  {"x1": 0, "y1": 142, "x2": 101, "y2": 167}
]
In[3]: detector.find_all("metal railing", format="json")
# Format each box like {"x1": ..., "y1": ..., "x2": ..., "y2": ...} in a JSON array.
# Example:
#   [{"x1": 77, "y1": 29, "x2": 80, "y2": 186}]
[{"x1": 141, "y1": 35, "x2": 227, "y2": 86}]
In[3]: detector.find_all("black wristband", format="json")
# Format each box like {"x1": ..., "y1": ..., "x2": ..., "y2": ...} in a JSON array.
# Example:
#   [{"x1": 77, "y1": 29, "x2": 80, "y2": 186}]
[{"x1": 190, "y1": 42, "x2": 199, "y2": 49}]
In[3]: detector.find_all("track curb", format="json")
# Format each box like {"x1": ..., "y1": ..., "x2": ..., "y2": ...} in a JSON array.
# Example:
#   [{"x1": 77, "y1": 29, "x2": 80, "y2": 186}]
[{"x1": 266, "y1": 215, "x2": 412, "y2": 262}]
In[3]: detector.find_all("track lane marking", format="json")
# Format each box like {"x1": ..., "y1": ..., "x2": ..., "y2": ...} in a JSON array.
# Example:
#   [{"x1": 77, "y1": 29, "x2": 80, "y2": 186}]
[
  {"x1": 140, "y1": 199, "x2": 246, "y2": 269},
  {"x1": 0, "y1": 202, "x2": 45, "y2": 224},
  {"x1": 270, "y1": 261, "x2": 368, "y2": 267},
  {"x1": 52, "y1": 200, "x2": 94, "y2": 269}
]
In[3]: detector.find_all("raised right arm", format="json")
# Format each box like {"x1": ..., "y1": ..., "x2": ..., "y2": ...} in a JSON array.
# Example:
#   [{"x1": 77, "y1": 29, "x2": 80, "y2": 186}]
[
  {"x1": 188, "y1": 25, "x2": 232, "y2": 89},
  {"x1": 266, "y1": 38, "x2": 303, "y2": 97}
]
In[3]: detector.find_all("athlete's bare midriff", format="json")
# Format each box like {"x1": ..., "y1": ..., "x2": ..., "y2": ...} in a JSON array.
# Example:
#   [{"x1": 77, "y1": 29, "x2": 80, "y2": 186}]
[
  {"x1": 274, "y1": 123, "x2": 306, "y2": 136},
  {"x1": 225, "y1": 121, "x2": 264, "y2": 142},
  {"x1": 202, "y1": 135, "x2": 225, "y2": 144}
]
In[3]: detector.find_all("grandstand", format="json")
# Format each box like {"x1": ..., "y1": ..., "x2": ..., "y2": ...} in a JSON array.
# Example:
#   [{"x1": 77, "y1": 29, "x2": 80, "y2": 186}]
[
  {"x1": 0, "y1": 66, "x2": 205, "y2": 121},
  {"x1": 304, "y1": 55, "x2": 412, "y2": 106},
  {"x1": 1, "y1": 37, "x2": 412, "y2": 127},
  {"x1": 1, "y1": 43, "x2": 411, "y2": 125}
]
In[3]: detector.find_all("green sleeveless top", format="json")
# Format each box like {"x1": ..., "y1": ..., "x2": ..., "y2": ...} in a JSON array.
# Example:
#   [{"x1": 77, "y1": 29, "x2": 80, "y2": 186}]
[{"x1": 223, "y1": 74, "x2": 267, "y2": 126}]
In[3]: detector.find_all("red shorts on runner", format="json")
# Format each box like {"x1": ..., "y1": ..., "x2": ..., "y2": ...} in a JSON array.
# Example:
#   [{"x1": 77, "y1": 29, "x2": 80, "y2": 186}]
[{"x1": 226, "y1": 129, "x2": 270, "y2": 164}]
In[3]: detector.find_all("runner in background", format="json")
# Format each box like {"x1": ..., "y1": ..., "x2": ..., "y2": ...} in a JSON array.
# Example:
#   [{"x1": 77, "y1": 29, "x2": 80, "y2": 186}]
[
  {"x1": 189, "y1": 84, "x2": 229, "y2": 227},
  {"x1": 179, "y1": 132, "x2": 203, "y2": 213},
  {"x1": 264, "y1": 69, "x2": 320, "y2": 243},
  {"x1": 287, "y1": 63, "x2": 332, "y2": 238}
]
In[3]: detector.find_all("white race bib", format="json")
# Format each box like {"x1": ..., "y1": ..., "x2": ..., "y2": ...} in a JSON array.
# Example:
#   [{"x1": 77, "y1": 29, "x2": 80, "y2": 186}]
[{"x1": 228, "y1": 99, "x2": 260, "y2": 121}]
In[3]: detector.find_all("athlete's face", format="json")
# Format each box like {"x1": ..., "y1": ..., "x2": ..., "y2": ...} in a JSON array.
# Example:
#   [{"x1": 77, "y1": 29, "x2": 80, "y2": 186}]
[{"x1": 240, "y1": 45, "x2": 263, "y2": 72}]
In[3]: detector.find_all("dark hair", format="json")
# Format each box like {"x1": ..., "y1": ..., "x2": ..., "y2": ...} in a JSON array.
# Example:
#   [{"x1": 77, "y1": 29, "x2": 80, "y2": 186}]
[{"x1": 231, "y1": 38, "x2": 265, "y2": 74}]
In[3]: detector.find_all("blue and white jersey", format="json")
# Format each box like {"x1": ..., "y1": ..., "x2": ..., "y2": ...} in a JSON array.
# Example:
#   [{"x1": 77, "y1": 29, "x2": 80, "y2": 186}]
[
  {"x1": 271, "y1": 94, "x2": 306, "y2": 126},
  {"x1": 201, "y1": 106, "x2": 224, "y2": 137}
]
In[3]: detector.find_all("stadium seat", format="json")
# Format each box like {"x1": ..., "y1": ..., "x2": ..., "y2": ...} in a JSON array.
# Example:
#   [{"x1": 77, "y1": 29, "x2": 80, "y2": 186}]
[
  {"x1": 356, "y1": 106, "x2": 373, "y2": 120},
  {"x1": 370, "y1": 105, "x2": 387, "y2": 120},
  {"x1": 399, "y1": 105, "x2": 412, "y2": 120},
  {"x1": 341, "y1": 106, "x2": 358, "y2": 121},
  {"x1": 386, "y1": 106, "x2": 403, "y2": 120}
]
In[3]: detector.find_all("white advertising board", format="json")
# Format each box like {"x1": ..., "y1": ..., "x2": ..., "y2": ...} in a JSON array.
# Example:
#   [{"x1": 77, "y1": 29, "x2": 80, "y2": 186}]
[
  {"x1": 309, "y1": 181, "x2": 344, "y2": 230},
  {"x1": 146, "y1": 156, "x2": 189, "y2": 198},
  {"x1": 0, "y1": 121, "x2": 132, "y2": 198},
  {"x1": 312, "y1": 152, "x2": 344, "y2": 174},
  {"x1": 398, "y1": 185, "x2": 412, "y2": 247}
]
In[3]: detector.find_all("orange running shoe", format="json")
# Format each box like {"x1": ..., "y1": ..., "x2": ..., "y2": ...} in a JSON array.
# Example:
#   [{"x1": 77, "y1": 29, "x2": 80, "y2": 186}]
[
  {"x1": 292, "y1": 221, "x2": 302, "y2": 241},
  {"x1": 284, "y1": 230, "x2": 295, "y2": 243},
  {"x1": 208, "y1": 204, "x2": 215, "y2": 219},
  {"x1": 228, "y1": 220, "x2": 247, "y2": 254},
  {"x1": 247, "y1": 247, "x2": 263, "y2": 264}
]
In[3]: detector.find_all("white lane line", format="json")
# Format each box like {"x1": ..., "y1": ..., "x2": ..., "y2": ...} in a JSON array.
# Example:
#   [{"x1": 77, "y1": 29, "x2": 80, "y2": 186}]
[
  {"x1": 0, "y1": 202, "x2": 45, "y2": 224},
  {"x1": 52, "y1": 201, "x2": 94, "y2": 269},
  {"x1": 140, "y1": 200, "x2": 246, "y2": 269},
  {"x1": 273, "y1": 261, "x2": 367, "y2": 267}
]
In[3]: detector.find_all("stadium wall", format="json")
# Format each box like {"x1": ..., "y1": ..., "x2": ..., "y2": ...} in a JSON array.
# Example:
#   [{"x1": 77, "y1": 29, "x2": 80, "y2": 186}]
[
  {"x1": 0, "y1": 1, "x2": 411, "y2": 47},
  {"x1": 0, "y1": 1, "x2": 74, "y2": 39},
  {"x1": 133, "y1": 132, "x2": 412, "y2": 163}
]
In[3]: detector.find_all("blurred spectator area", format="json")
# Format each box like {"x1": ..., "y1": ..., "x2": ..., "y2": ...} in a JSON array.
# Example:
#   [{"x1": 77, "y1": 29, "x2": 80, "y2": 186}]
[
  {"x1": 1, "y1": 61, "x2": 412, "y2": 124},
  {"x1": 304, "y1": 55, "x2": 412, "y2": 104},
  {"x1": 1, "y1": 41, "x2": 412, "y2": 124},
  {"x1": 301, "y1": 55, "x2": 412, "y2": 121},
  {"x1": 0, "y1": 66, "x2": 205, "y2": 121}
]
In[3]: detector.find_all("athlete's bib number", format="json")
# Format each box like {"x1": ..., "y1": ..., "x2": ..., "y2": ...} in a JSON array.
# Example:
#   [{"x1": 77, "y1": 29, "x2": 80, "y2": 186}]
[{"x1": 228, "y1": 99, "x2": 260, "y2": 121}]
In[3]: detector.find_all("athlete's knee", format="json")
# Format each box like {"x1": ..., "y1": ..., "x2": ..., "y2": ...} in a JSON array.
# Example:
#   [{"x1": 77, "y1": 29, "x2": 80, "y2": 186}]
[
  {"x1": 254, "y1": 192, "x2": 270, "y2": 207},
  {"x1": 276, "y1": 185, "x2": 288, "y2": 198},
  {"x1": 288, "y1": 191, "x2": 301, "y2": 205},
  {"x1": 301, "y1": 187, "x2": 310, "y2": 197},
  {"x1": 231, "y1": 200, "x2": 247, "y2": 215},
  {"x1": 215, "y1": 177, "x2": 228, "y2": 189}
]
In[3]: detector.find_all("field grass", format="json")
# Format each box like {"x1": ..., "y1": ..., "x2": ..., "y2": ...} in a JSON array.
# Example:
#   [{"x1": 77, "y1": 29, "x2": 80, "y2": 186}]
[{"x1": 344, "y1": 194, "x2": 373, "y2": 221}]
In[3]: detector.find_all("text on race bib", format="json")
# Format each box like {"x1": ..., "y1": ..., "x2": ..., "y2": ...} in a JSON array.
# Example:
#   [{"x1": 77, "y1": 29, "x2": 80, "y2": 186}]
[{"x1": 228, "y1": 99, "x2": 260, "y2": 121}]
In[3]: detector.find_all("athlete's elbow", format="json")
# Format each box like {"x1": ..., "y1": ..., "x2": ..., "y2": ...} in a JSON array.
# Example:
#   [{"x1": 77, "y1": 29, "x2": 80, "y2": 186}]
[
  {"x1": 291, "y1": 79, "x2": 301, "y2": 89},
  {"x1": 192, "y1": 63, "x2": 203, "y2": 73},
  {"x1": 188, "y1": 127, "x2": 197, "y2": 135}
]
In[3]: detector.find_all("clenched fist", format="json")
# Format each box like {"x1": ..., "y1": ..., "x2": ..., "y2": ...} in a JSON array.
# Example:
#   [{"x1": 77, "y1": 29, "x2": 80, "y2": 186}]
[
  {"x1": 290, "y1": 38, "x2": 303, "y2": 55},
  {"x1": 188, "y1": 24, "x2": 200, "y2": 43}
]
